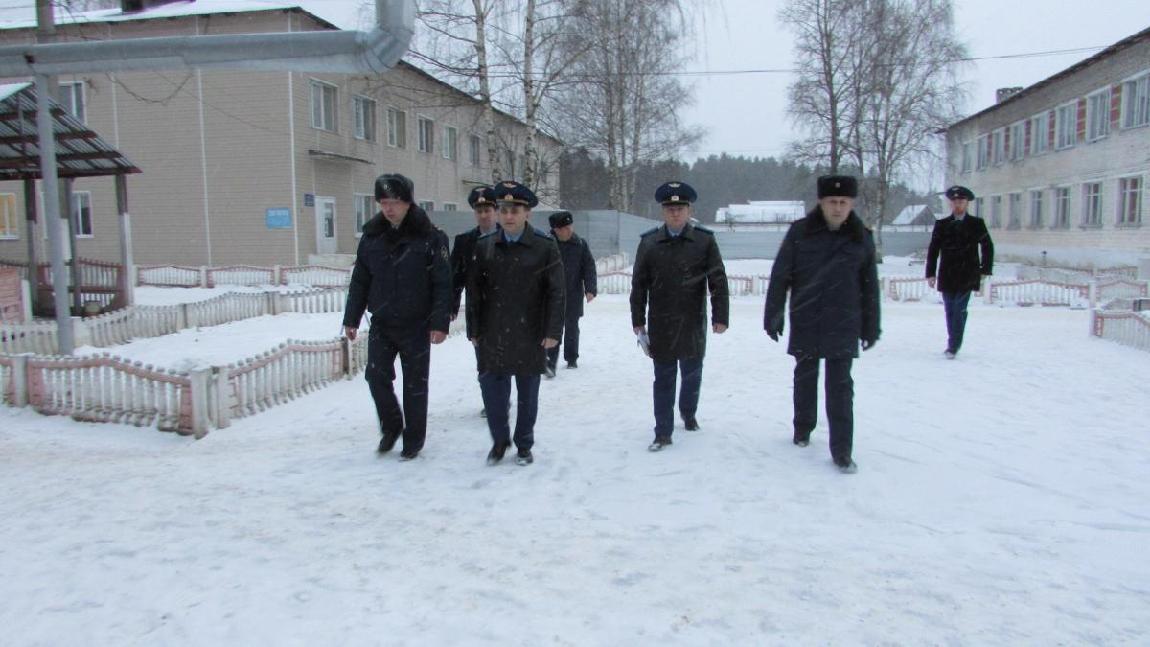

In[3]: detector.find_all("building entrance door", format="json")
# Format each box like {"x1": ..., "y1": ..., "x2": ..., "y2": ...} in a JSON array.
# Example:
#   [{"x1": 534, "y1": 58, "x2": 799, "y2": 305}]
[{"x1": 315, "y1": 196, "x2": 337, "y2": 255}]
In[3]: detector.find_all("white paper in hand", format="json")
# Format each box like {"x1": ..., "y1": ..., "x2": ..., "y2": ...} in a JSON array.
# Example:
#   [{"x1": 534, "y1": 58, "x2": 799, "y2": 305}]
[{"x1": 636, "y1": 332, "x2": 651, "y2": 357}]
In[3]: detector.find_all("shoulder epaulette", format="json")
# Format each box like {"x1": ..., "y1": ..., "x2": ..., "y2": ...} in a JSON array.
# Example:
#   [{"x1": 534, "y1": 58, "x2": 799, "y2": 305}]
[
  {"x1": 478, "y1": 230, "x2": 499, "y2": 241},
  {"x1": 533, "y1": 226, "x2": 554, "y2": 239},
  {"x1": 640, "y1": 227, "x2": 660, "y2": 237},
  {"x1": 693, "y1": 225, "x2": 715, "y2": 235}
]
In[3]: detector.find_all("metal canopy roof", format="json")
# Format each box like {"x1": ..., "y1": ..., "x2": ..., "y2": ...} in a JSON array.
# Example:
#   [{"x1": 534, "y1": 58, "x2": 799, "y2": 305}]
[{"x1": 0, "y1": 82, "x2": 141, "y2": 180}]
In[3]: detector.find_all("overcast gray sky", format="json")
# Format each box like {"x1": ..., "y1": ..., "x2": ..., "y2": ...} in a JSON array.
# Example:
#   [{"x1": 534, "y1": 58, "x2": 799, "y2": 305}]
[{"x1": 2, "y1": 0, "x2": 1148, "y2": 166}]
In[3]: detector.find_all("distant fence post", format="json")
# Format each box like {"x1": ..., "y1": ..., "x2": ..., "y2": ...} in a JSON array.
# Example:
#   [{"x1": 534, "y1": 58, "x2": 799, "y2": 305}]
[
  {"x1": 189, "y1": 368, "x2": 211, "y2": 439},
  {"x1": 199, "y1": 266, "x2": 210, "y2": 288},
  {"x1": 210, "y1": 365, "x2": 230, "y2": 429},
  {"x1": 71, "y1": 316, "x2": 91, "y2": 348},
  {"x1": 20, "y1": 278, "x2": 32, "y2": 322},
  {"x1": 11, "y1": 354, "x2": 29, "y2": 406},
  {"x1": 1088, "y1": 281, "x2": 1098, "y2": 309}
]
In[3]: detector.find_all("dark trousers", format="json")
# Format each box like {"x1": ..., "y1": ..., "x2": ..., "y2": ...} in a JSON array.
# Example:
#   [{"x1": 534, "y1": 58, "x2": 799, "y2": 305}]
[
  {"x1": 941, "y1": 290, "x2": 972, "y2": 352},
  {"x1": 365, "y1": 325, "x2": 431, "y2": 453},
  {"x1": 793, "y1": 356, "x2": 854, "y2": 462},
  {"x1": 546, "y1": 314, "x2": 581, "y2": 366},
  {"x1": 479, "y1": 372, "x2": 541, "y2": 450},
  {"x1": 652, "y1": 357, "x2": 703, "y2": 438}
]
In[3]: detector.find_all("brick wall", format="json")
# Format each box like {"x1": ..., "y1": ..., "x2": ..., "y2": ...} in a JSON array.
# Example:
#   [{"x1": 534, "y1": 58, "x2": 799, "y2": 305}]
[{"x1": 0, "y1": 267, "x2": 24, "y2": 322}]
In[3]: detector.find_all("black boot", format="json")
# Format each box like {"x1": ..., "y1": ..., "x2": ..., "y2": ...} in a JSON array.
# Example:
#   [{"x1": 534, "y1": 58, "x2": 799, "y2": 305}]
[
  {"x1": 377, "y1": 428, "x2": 401, "y2": 454},
  {"x1": 486, "y1": 442, "x2": 510, "y2": 465}
]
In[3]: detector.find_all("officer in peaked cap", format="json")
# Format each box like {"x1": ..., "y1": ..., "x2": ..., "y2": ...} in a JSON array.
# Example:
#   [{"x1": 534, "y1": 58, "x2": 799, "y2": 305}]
[
  {"x1": 927, "y1": 184, "x2": 994, "y2": 359},
  {"x1": 466, "y1": 179, "x2": 563, "y2": 467},
  {"x1": 545, "y1": 210, "x2": 597, "y2": 376},
  {"x1": 765, "y1": 174, "x2": 880, "y2": 474},
  {"x1": 451, "y1": 185, "x2": 502, "y2": 418},
  {"x1": 630, "y1": 180, "x2": 729, "y2": 452}
]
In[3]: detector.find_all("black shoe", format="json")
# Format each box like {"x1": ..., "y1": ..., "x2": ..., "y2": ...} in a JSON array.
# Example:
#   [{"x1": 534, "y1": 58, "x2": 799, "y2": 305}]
[
  {"x1": 480, "y1": 407, "x2": 487, "y2": 418},
  {"x1": 399, "y1": 448, "x2": 420, "y2": 461},
  {"x1": 683, "y1": 416, "x2": 699, "y2": 431},
  {"x1": 544, "y1": 364, "x2": 556, "y2": 379},
  {"x1": 648, "y1": 437, "x2": 673, "y2": 452},
  {"x1": 486, "y1": 442, "x2": 510, "y2": 465},
  {"x1": 834, "y1": 457, "x2": 858, "y2": 474},
  {"x1": 566, "y1": 360, "x2": 578, "y2": 369},
  {"x1": 793, "y1": 438, "x2": 810, "y2": 447},
  {"x1": 515, "y1": 448, "x2": 534, "y2": 466},
  {"x1": 944, "y1": 349, "x2": 957, "y2": 359},
  {"x1": 377, "y1": 429, "x2": 401, "y2": 454}
]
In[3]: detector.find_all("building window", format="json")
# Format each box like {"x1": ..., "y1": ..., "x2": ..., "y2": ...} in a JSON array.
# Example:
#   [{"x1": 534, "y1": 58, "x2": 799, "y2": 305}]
[
  {"x1": 973, "y1": 197, "x2": 984, "y2": 219},
  {"x1": 1028, "y1": 190, "x2": 1044, "y2": 229},
  {"x1": 59, "y1": 81, "x2": 85, "y2": 123},
  {"x1": 310, "y1": 80, "x2": 338, "y2": 132},
  {"x1": 1053, "y1": 187, "x2": 1071, "y2": 229},
  {"x1": 0, "y1": 193, "x2": 17, "y2": 239},
  {"x1": 353, "y1": 96, "x2": 377, "y2": 141},
  {"x1": 469, "y1": 134, "x2": 482, "y2": 166},
  {"x1": 418, "y1": 200, "x2": 435, "y2": 212},
  {"x1": 1082, "y1": 182, "x2": 1102, "y2": 227},
  {"x1": 417, "y1": 116, "x2": 434, "y2": 154},
  {"x1": 72, "y1": 191, "x2": 93, "y2": 237},
  {"x1": 959, "y1": 142, "x2": 972, "y2": 173},
  {"x1": 386, "y1": 107, "x2": 406, "y2": 148},
  {"x1": 1121, "y1": 72, "x2": 1150, "y2": 129},
  {"x1": 1118, "y1": 176, "x2": 1142, "y2": 225},
  {"x1": 991, "y1": 128, "x2": 1006, "y2": 165},
  {"x1": 1007, "y1": 192, "x2": 1022, "y2": 230},
  {"x1": 1086, "y1": 88, "x2": 1111, "y2": 141},
  {"x1": 976, "y1": 134, "x2": 990, "y2": 170},
  {"x1": 1009, "y1": 121, "x2": 1025, "y2": 161},
  {"x1": 442, "y1": 203, "x2": 458, "y2": 212},
  {"x1": 504, "y1": 150, "x2": 516, "y2": 179},
  {"x1": 1028, "y1": 112, "x2": 1049, "y2": 155},
  {"x1": 1055, "y1": 102, "x2": 1076, "y2": 150},
  {"x1": 443, "y1": 126, "x2": 458, "y2": 161},
  {"x1": 355, "y1": 193, "x2": 374, "y2": 235},
  {"x1": 990, "y1": 195, "x2": 1002, "y2": 229}
]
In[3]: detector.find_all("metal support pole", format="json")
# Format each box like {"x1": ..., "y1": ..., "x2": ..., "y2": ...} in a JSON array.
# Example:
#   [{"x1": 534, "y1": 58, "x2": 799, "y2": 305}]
[
  {"x1": 116, "y1": 174, "x2": 134, "y2": 307},
  {"x1": 64, "y1": 177, "x2": 81, "y2": 315},
  {"x1": 22, "y1": 178, "x2": 38, "y2": 313},
  {"x1": 35, "y1": 73, "x2": 73, "y2": 354}
]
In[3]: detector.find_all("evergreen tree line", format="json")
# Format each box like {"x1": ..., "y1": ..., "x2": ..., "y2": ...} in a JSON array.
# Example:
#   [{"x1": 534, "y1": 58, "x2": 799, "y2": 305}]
[{"x1": 560, "y1": 149, "x2": 935, "y2": 224}]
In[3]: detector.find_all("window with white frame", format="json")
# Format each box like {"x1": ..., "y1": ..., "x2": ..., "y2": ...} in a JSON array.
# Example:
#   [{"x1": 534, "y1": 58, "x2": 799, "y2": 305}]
[
  {"x1": 469, "y1": 134, "x2": 482, "y2": 166},
  {"x1": 442, "y1": 203, "x2": 458, "y2": 212},
  {"x1": 990, "y1": 195, "x2": 1002, "y2": 228},
  {"x1": 504, "y1": 149, "x2": 516, "y2": 179},
  {"x1": 1028, "y1": 189, "x2": 1044, "y2": 228},
  {"x1": 1117, "y1": 176, "x2": 1142, "y2": 225},
  {"x1": 1009, "y1": 121, "x2": 1025, "y2": 161},
  {"x1": 443, "y1": 126, "x2": 458, "y2": 161},
  {"x1": 1082, "y1": 182, "x2": 1102, "y2": 227},
  {"x1": 417, "y1": 116, "x2": 434, "y2": 153},
  {"x1": 976, "y1": 134, "x2": 990, "y2": 170},
  {"x1": 960, "y1": 142, "x2": 972, "y2": 173},
  {"x1": 1029, "y1": 112, "x2": 1049, "y2": 155},
  {"x1": 310, "y1": 80, "x2": 338, "y2": 132},
  {"x1": 386, "y1": 107, "x2": 406, "y2": 148},
  {"x1": 418, "y1": 200, "x2": 434, "y2": 212},
  {"x1": 1007, "y1": 192, "x2": 1022, "y2": 229},
  {"x1": 1055, "y1": 102, "x2": 1076, "y2": 149},
  {"x1": 991, "y1": 128, "x2": 1006, "y2": 165},
  {"x1": 59, "y1": 81, "x2": 85, "y2": 123},
  {"x1": 1122, "y1": 72, "x2": 1150, "y2": 129},
  {"x1": 72, "y1": 191, "x2": 93, "y2": 237},
  {"x1": 973, "y1": 197, "x2": 984, "y2": 218},
  {"x1": 1053, "y1": 187, "x2": 1071, "y2": 229},
  {"x1": 1086, "y1": 88, "x2": 1111, "y2": 141},
  {"x1": 0, "y1": 193, "x2": 17, "y2": 239},
  {"x1": 353, "y1": 96, "x2": 377, "y2": 141},
  {"x1": 355, "y1": 193, "x2": 374, "y2": 235}
]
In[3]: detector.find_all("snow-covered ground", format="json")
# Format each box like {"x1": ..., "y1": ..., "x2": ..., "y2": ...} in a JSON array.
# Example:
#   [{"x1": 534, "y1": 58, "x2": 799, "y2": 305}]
[{"x1": 3, "y1": 290, "x2": 1149, "y2": 644}]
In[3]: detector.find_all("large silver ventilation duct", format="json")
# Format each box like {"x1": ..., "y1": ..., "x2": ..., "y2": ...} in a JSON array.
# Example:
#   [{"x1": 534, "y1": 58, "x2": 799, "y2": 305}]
[{"x1": 0, "y1": 0, "x2": 415, "y2": 76}]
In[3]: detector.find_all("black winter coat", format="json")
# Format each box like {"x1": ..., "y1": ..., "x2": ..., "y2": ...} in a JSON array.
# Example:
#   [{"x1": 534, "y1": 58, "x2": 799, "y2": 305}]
[
  {"x1": 450, "y1": 225, "x2": 500, "y2": 317},
  {"x1": 630, "y1": 223, "x2": 730, "y2": 362},
  {"x1": 466, "y1": 226, "x2": 565, "y2": 375},
  {"x1": 556, "y1": 233, "x2": 598, "y2": 318},
  {"x1": 764, "y1": 209, "x2": 881, "y2": 359},
  {"x1": 926, "y1": 214, "x2": 994, "y2": 293},
  {"x1": 342, "y1": 206, "x2": 452, "y2": 333}
]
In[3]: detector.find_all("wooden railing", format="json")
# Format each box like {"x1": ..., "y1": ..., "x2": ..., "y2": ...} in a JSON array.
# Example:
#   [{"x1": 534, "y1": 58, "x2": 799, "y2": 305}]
[{"x1": 1092, "y1": 310, "x2": 1150, "y2": 351}]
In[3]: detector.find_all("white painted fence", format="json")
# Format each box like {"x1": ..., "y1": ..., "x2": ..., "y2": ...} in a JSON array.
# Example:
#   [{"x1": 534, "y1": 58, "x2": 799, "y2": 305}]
[
  {"x1": 137, "y1": 265, "x2": 202, "y2": 288},
  {"x1": 0, "y1": 319, "x2": 59, "y2": 354},
  {"x1": 206, "y1": 265, "x2": 278, "y2": 288},
  {"x1": 224, "y1": 339, "x2": 345, "y2": 423},
  {"x1": 595, "y1": 253, "x2": 630, "y2": 274},
  {"x1": 1092, "y1": 310, "x2": 1150, "y2": 351},
  {"x1": 988, "y1": 280, "x2": 1089, "y2": 306},
  {"x1": 281, "y1": 265, "x2": 352, "y2": 288},
  {"x1": 1018, "y1": 265, "x2": 1139, "y2": 283},
  {"x1": 137, "y1": 264, "x2": 354, "y2": 288}
]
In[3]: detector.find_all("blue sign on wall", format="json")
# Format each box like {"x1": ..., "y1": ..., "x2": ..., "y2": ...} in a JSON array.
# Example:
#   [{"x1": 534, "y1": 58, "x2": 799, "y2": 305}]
[{"x1": 266, "y1": 208, "x2": 292, "y2": 229}]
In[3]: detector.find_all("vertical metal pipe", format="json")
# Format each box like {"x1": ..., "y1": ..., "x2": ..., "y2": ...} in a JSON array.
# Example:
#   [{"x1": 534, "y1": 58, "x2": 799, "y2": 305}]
[{"x1": 35, "y1": 73, "x2": 73, "y2": 353}]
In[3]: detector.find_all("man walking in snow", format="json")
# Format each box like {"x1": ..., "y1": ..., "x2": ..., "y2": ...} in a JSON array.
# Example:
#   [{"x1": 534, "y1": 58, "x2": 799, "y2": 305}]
[
  {"x1": 630, "y1": 181, "x2": 729, "y2": 452},
  {"x1": 764, "y1": 175, "x2": 880, "y2": 474},
  {"x1": 451, "y1": 185, "x2": 500, "y2": 416},
  {"x1": 466, "y1": 181, "x2": 565, "y2": 466},
  {"x1": 343, "y1": 173, "x2": 452, "y2": 461},
  {"x1": 545, "y1": 210, "x2": 597, "y2": 376},
  {"x1": 926, "y1": 185, "x2": 994, "y2": 359}
]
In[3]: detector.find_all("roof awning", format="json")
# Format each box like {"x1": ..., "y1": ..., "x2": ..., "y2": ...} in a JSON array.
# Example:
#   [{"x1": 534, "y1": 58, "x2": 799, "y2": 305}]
[
  {"x1": 307, "y1": 149, "x2": 372, "y2": 165},
  {"x1": 0, "y1": 82, "x2": 140, "y2": 180}
]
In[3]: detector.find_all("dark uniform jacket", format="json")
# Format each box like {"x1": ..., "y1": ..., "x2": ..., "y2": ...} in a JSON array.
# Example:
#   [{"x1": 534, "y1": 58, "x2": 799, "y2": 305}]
[
  {"x1": 925, "y1": 213, "x2": 994, "y2": 293},
  {"x1": 450, "y1": 224, "x2": 500, "y2": 317},
  {"x1": 764, "y1": 209, "x2": 881, "y2": 359},
  {"x1": 342, "y1": 206, "x2": 452, "y2": 333},
  {"x1": 630, "y1": 223, "x2": 730, "y2": 362},
  {"x1": 556, "y1": 233, "x2": 598, "y2": 319},
  {"x1": 466, "y1": 226, "x2": 565, "y2": 375}
]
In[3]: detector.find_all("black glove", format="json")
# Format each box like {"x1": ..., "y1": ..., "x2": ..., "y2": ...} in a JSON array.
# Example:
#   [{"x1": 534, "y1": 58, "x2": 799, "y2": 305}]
[
  {"x1": 767, "y1": 329, "x2": 780, "y2": 342},
  {"x1": 861, "y1": 338, "x2": 877, "y2": 351}
]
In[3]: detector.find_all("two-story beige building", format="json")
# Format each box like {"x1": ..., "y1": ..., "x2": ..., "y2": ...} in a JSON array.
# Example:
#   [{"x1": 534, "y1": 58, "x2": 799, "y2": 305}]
[
  {"x1": 0, "y1": 0, "x2": 562, "y2": 267},
  {"x1": 944, "y1": 26, "x2": 1149, "y2": 269}
]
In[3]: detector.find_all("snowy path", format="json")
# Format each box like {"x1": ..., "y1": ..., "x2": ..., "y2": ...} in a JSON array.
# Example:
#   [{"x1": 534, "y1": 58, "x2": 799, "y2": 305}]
[{"x1": 2, "y1": 296, "x2": 1148, "y2": 645}]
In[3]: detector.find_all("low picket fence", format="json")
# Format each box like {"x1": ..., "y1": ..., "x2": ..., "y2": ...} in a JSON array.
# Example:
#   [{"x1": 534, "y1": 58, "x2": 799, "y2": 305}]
[
  {"x1": 137, "y1": 264, "x2": 353, "y2": 288},
  {"x1": 595, "y1": 253, "x2": 630, "y2": 274},
  {"x1": 597, "y1": 271, "x2": 768, "y2": 297},
  {"x1": 1091, "y1": 310, "x2": 1150, "y2": 351},
  {"x1": 987, "y1": 280, "x2": 1089, "y2": 306},
  {"x1": 1018, "y1": 265, "x2": 1139, "y2": 283}
]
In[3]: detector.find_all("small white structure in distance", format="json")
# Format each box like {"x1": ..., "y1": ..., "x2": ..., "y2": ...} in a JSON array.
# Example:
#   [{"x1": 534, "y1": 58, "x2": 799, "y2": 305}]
[
  {"x1": 887, "y1": 204, "x2": 936, "y2": 230},
  {"x1": 715, "y1": 201, "x2": 806, "y2": 224}
]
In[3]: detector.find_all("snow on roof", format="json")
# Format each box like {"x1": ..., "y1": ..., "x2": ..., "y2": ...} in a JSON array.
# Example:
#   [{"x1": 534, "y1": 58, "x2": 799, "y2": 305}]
[
  {"x1": 892, "y1": 204, "x2": 929, "y2": 225},
  {"x1": 0, "y1": 1, "x2": 316, "y2": 31},
  {"x1": 0, "y1": 82, "x2": 31, "y2": 102}
]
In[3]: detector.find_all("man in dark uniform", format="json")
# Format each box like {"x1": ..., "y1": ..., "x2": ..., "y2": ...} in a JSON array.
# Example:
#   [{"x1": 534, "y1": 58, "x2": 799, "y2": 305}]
[
  {"x1": 466, "y1": 181, "x2": 564, "y2": 466},
  {"x1": 926, "y1": 185, "x2": 994, "y2": 359},
  {"x1": 545, "y1": 210, "x2": 597, "y2": 376},
  {"x1": 764, "y1": 175, "x2": 880, "y2": 474},
  {"x1": 451, "y1": 185, "x2": 500, "y2": 416},
  {"x1": 630, "y1": 181, "x2": 729, "y2": 452},
  {"x1": 343, "y1": 173, "x2": 452, "y2": 461}
]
